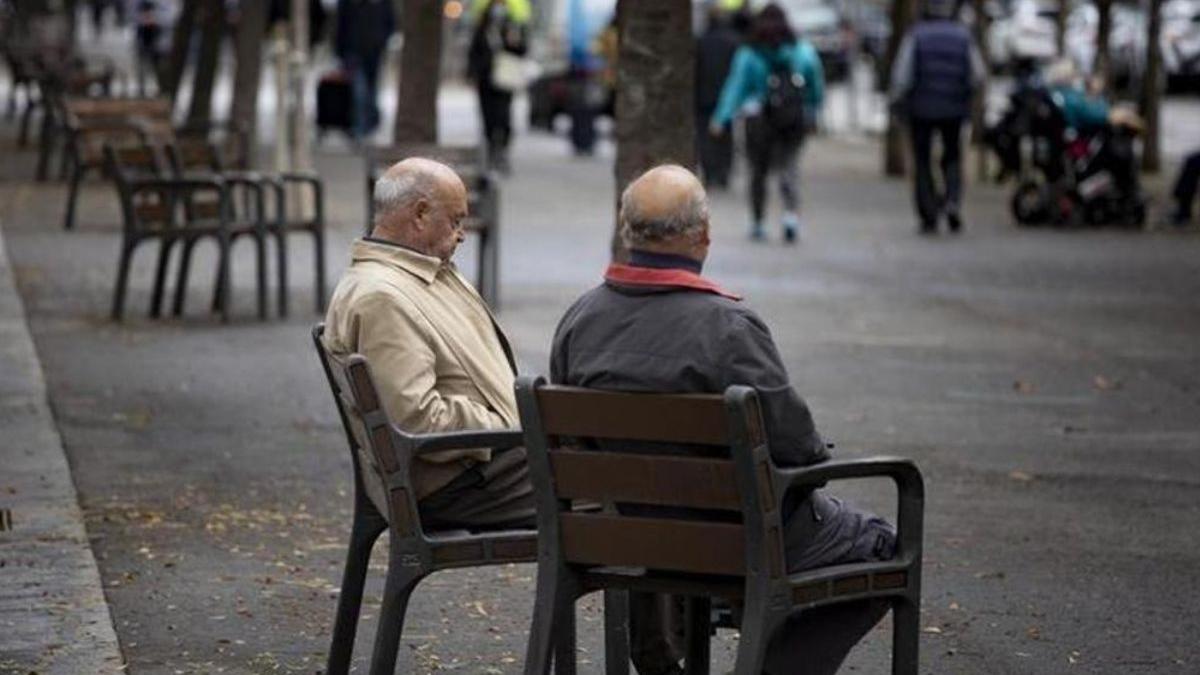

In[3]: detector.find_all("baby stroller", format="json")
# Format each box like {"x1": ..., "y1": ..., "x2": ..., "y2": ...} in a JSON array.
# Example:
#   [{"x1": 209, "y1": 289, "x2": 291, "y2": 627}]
[{"x1": 1006, "y1": 88, "x2": 1146, "y2": 227}]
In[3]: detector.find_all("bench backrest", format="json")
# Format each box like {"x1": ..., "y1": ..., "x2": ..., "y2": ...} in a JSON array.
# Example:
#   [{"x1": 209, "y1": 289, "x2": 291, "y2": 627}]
[
  {"x1": 311, "y1": 325, "x2": 422, "y2": 537},
  {"x1": 516, "y1": 377, "x2": 785, "y2": 579},
  {"x1": 103, "y1": 144, "x2": 173, "y2": 232}
]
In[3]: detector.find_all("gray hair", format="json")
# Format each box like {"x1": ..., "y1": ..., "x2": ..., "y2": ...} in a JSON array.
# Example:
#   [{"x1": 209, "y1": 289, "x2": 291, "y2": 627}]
[
  {"x1": 619, "y1": 182, "x2": 710, "y2": 247},
  {"x1": 372, "y1": 170, "x2": 435, "y2": 224}
]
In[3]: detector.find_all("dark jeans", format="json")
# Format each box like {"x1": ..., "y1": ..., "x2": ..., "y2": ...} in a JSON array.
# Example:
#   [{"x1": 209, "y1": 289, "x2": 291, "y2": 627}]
[
  {"x1": 417, "y1": 447, "x2": 536, "y2": 532},
  {"x1": 910, "y1": 117, "x2": 965, "y2": 227},
  {"x1": 631, "y1": 491, "x2": 896, "y2": 675},
  {"x1": 697, "y1": 112, "x2": 733, "y2": 188},
  {"x1": 745, "y1": 115, "x2": 803, "y2": 225},
  {"x1": 1173, "y1": 151, "x2": 1200, "y2": 219},
  {"x1": 477, "y1": 81, "x2": 514, "y2": 160},
  {"x1": 349, "y1": 52, "x2": 384, "y2": 138}
]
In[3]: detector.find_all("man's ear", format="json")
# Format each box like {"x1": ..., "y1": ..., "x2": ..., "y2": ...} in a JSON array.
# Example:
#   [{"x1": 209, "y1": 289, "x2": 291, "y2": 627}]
[{"x1": 412, "y1": 198, "x2": 430, "y2": 228}]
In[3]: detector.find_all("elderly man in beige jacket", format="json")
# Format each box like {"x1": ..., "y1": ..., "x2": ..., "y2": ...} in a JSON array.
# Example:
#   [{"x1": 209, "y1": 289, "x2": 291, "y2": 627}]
[{"x1": 323, "y1": 158, "x2": 533, "y2": 531}]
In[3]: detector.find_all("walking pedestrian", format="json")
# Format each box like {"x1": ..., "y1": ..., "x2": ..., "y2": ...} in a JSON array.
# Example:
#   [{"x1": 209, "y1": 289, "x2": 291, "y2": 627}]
[
  {"x1": 1170, "y1": 150, "x2": 1200, "y2": 226},
  {"x1": 131, "y1": 0, "x2": 171, "y2": 96},
  {"x1": 335, "y1": 0, "x2": 394, "y2": 140},
  {"x1": 695, "y1": 4, "x2": 742, "y2": 189},
  {"x1": 468, "y1": 0, "x2": 530, "y2": 174},
  {"x1": 889, "y1": 0, "x2": 985, "y2": 234},
  {"x1": 710, "y1": 3, "x2": 824, "y2": 243}
]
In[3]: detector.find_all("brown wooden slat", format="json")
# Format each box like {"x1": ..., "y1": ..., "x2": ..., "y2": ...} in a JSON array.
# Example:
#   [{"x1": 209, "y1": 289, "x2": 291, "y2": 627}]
[
  {"x1": 348, "y1": 362, "x2": 380, "y2": 413},
  {"x1": 493, "y1": 538, "x2": 538, "y2": 560},
  {"x1": 536, "y1": 387, "x2": 729, "y2": 445},
  {"x1": 832, "y1": 575, "x2": 869, "y2": 596},
  {"x1": 66, "y1": 97, "x2": 171, "y2": 118},
  {"x1": 559, "y1": 512, "x2": 745, "y2": 576},
  {"x1": 792, "y1": 582, "x2": 829, "y2": 605},
  {"x1": 187, "y1": 200, "x2": 221, "y2": 219},
  {"x1": 432, "y1": 541, "x2": 485, "y2": 564},
  {"x1": 873, "y1": 571, "x2": 908, "y2": 590},
  {"x1": 133, "y1": 203, "x2": 170, "y2": 225},
  {"x1": 550, "y1": 450, "x2": 739, "y2": 510}
]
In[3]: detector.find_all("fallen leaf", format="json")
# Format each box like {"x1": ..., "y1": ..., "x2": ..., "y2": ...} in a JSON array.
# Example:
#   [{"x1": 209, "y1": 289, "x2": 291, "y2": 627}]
[
  {"x1": 1008, "y1": 470, "x2": 1034, "y2": 482},
  {"x1": 1093, "y1": 375, "x2": 1121, "y2": 391},
  {"x1": 922, "y1": 626, "x2": 943, "y2": 634},
  {"x1": 1013, "y1": 380, "x2": 1036, "y2": 394}
]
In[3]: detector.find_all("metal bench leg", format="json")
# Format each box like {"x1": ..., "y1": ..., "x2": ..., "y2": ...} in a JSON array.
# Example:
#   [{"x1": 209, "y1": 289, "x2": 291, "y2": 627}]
[
  {"x1": 603, "y1": 590, "x2": 631, "y2": 675},
  {"x1": 326, "y1": 499, "x2": 387, "y2": 675},
  {"x1": 254, "y1": 233, "x2": 267, "y2": 320},
  {"x1": 313, "y1": 226, "x2": 326, "y2": 313},
  {"x1": 367, "y1": 562, "x2": 422, "y2": 675},
  {"x1": 173, "y1": 237, "x2": 198, "y2": 316},
  {"x1": 111, "y1": 240, "x2": 136, "y2": 321},
  {"x1": 215, "y1": 233, "x2": 232, "y2": 323},
  {"x1": 149, "y1": 238, "x2": 175, "y2": 318},
  {"x1": 274, "y1": 231, "x2": 289, "y2": 318},
  {"x1": 684, "y1": 597, "x2": 712, "y2": 675},
  {"x1": 63, "y1": 164, "x2": 86, "y2": 230},
  {"x1": 553, "y1": 600, "x2": 577, "y2": 675},
  {"x1": 892, "y1": 596, "x2": 920, "y2": 675},
  {"x1": 525, "y1": 565, "x2": 575, "y2": 675}
]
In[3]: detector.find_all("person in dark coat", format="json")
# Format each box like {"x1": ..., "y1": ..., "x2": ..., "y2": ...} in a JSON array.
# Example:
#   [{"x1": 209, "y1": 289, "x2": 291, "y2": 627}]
[
  {"x1": 550, "y1": 165, "x2": 896, "y2": 675},
  {"x1": 695, "y1": 6, "x2": 742, "y2": 189},
  {"x1": 889, "y1": 0, "x2": 984, "y2": 234},
  {"x1": 335, "y1": 0, "x2": 394, "y2": 139},
  {"x1": 468, "y1": 0, "x2": 529, "y2": 173},
  {"x1": 1170, "y1": 150, "x2": 1200, "y2": 226}
]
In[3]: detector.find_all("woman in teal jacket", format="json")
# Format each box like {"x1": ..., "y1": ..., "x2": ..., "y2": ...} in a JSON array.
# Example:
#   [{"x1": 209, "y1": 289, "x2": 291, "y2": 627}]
[{"x1": 709, "y1": 3, "x2": 825, "y2": 242}]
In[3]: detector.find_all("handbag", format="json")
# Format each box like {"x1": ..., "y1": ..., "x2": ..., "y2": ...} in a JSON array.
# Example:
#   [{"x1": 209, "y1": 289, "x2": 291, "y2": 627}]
[{"x1": 491, "y1": 51, "x2": 529, "y2": 92}]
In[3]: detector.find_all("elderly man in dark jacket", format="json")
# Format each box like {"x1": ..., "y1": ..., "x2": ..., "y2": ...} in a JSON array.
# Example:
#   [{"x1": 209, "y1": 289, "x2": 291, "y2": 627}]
[{"x1": 550, "y1": 165, "x2": 896, "y2": 675}]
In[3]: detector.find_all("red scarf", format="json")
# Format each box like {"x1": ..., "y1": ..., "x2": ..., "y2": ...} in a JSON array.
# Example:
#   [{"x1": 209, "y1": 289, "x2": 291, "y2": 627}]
[{"x1": 603, "y1": 263, "x2": 742, "y2": 301}]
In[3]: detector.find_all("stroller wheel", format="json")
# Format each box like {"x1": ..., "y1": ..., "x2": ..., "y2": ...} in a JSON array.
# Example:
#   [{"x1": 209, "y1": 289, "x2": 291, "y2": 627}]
[{"x1": 1011, "y1": 181, "x2": 1048, "y2": 225}]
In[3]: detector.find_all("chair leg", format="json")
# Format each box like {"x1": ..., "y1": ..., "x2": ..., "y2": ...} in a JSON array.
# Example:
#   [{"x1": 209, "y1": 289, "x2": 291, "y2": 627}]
[
  {"x1": 684, "y1": 597, "x2": 712, "y2": 675},
  {"x1": 325, "y1": 504, "x2": 387, "y2": 675},
  {"x1": 313, "y1": 227, "x2": 326, "y2": 313},
  {"x1": 275, "y1": 231, "x2": 289, "y2": 318},
  {"x1": 173, "y1": 238, "x2": 198, "y2": 316},
  {"x1": 64, "y1": 164, "x2": 85, "y2": 230},
  {"x1": 730, "y1": 599, "x2": 781, "y2": 675},
  {"x1": 603, "y1": 590, "x2": 631, "y2": 675},
  {"x1": 149, "y1": 238, "x2": 174, "y2": 318},
  {"x1": 18, "y1": 100, "x2": 34, "y2": 148},
  {"x1": 553, "y1": 601, "x2": 577, "y2": 675},
  {"x1": 35, "y1": 115, "x2": 53, "y2": 181},
  {"x1": 111, "y1": 241, "x2": 135, "y2": 321},
  {"x1": 58, "y1": 141, "x2": 71, "y2": 181},
  {"x1": 524, "y1": 565, "x2": 575, "y2": 675},
  {"x1": 367, "y1": 561, "x2": 422, "y2": 675},
  {"x1": 254, "y1": 234, "x2": 267, "y2": 320},
  {"x1": 216, "y1": 234, "x2": 232, "y2": 323},
  {"x1": 891, "y1": 596, "x2": 920, "y2": 675}
]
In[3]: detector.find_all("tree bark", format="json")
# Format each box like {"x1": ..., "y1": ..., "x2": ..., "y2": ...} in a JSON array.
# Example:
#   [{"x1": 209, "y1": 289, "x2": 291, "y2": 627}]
[
  {"x1": 612, "y1": 0, "x2": 695, "y2": 261},
  {"x1": 1141, "y1": 0, "x2": 1162, "y2": 172},
  {"x1": 394, "y1": 0, "x2": 442, "y2": 143},
  {"x1": 162, "y1": 0, "x2": 200, "y2": 101},
  {"x1": 1055, "y1": 0, "x2": 1068, "y2": 55},
  {"x1": 971, "y1": 0, "x2": 991, "y2": 179},
  {"x1": 230, "y1": 0, "x2": 270, "y2": 160},
  {"x1": 186, "y1": 0, "x2": 226, "y2": 125},
  {"x1": 883, "y1": 0, "x2": 916, "y2": 176},
  {"x1": 1094, "y1": 0, "x2": 1112, "y2": 84}
]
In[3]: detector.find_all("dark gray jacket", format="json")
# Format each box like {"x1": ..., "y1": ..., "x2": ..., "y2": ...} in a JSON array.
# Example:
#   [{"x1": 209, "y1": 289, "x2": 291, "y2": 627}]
[{"x1": 549, "y1": 266, "x2": 829, "y2": 468}]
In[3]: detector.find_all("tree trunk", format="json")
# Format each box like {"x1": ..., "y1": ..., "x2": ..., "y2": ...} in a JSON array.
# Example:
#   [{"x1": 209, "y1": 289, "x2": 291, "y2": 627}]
[
  {"x1": 162, "y1": 0, "x2": 200, "y2": 101},
  {"x1": 394, "y1": 0, "x2": 442, "y2": 143},
  {"x1": 971, "y1": 0, "x2": 992, "y2": 179},
  {"x1": 186, "y1": 0, "x2": 226, "y2": 125},
  {"x1": 1055, "y1": 0, "x2": 1068, "y2": 55},
  {"x1": 1141, "y1": 0, "x2": 1162, "y2": 172},
  {"x1": 883, "y1": 0, "x2": 916, "y2": 176},
  {"x1": 230, "y1": 0, "x2": 270, "y2": 161},
  {"x1": 1094, "y1": 0, "x2": 1112, "y2": 84},
  {"x1": 612, "y1": 0, "x2": 695, "y2": 261}
]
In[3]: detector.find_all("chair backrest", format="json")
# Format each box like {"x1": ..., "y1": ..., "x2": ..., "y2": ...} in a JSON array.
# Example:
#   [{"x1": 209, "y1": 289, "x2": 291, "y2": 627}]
[
  {"x1": 103, "y1": 143, "x2": 173, "y2": 232},
  {"x1": 363, "y1": 143, "x2": 494, "y2": 233},
  {"x1": 516, "y1": 377, "x2": 786, "y2": 580},
  {"x1": 311, "y1": 324, "x2": 423, "y2": 537}
]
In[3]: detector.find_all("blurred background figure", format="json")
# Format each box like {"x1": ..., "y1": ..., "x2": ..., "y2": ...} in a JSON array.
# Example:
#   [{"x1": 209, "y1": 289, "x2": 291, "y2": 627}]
[
  {"x1": 132, "y1": 0, "x2": 172, "y2": 96},
  {"x1": 468, "y1": 0, "x2": 530, "y2": 174},
  {"x1": 335, "y1": 0, "x2": 394, "y2": 139},
  {"x1": 89, "y1": 0, "x2": 125, "y2": 34},
  {"x1": 1045, "y1": 58, "x2": 1110, "y2": 134},
  {"x1": 710, "y1": 2, "x2": 824, "y2": 243},
  {"x1": 565, "y1": 0, "x2": 609, "y2": 156},
  {"x1": 890, "y1": 0, "x2": 985, "y2": 234},
  {"x1": 695, "y1": 2, "x2": 742, "y2": 189},
  {"x1": 1169, "y1": 149, "x2": 1200, "y2": 226}
]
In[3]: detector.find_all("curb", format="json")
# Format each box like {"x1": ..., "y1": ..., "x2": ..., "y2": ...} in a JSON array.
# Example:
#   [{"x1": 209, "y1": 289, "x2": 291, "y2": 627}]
[{"x1": 0, "y1": 226, "x2": 125, "y2": 673}]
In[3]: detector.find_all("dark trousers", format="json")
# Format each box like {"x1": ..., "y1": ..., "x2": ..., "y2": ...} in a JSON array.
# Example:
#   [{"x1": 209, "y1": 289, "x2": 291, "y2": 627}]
[
  {"x1": 568, "y1": 70, "x2": 597, "y2": 155},
  {"x1": 477, "y1": 81, "x2": 514, "y2": 159},
  {"x1": 746, "y1": 116, "x2": 802, "y2": 225},
  {"x1": 910, "y1": 117, "x2": 965, "y2": 227},
  {"x1": 349, "y1": 52, "x2": 384, "y2": 138},
  {"x1": 417, "y1": 447, "x2": 536, "y2": 532},
  {"x1": 697, "y1": 111, "x2": 733, "y2": 188},
  {"x1": 631, "y1": 491, "x2": 896, "y2": 675},
  {"x1": 1173, "y1": 152, "x2": 1200, "y2": 219}
]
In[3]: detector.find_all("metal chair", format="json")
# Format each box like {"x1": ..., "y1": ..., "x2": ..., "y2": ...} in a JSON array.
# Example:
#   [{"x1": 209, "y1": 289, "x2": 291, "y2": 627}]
[
  {"x1": 516, "y1": 376, "x2": 925, "y2": 674},
  {"x1": 311, "y1": 325, "x2": 609, "y2": 675}
]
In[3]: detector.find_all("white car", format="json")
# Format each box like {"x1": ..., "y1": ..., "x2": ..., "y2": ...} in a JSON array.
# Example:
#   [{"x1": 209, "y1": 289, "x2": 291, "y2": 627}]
[
  {"x1": 988, "y1": 0, "x2": 1060, "y2": 67},
  {"x1": 1162, "y1": 0, "x2": 1200, "y2": 89}
]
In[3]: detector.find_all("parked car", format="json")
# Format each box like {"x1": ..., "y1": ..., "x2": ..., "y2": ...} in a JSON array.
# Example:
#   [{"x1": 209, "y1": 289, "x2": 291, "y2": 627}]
[
  {"x1": 1162, "y1": 0, "x2": 1200, "y2": 90},
  {"x1": 988, "y1": 0, "x2": 1060, "y2": 69}
]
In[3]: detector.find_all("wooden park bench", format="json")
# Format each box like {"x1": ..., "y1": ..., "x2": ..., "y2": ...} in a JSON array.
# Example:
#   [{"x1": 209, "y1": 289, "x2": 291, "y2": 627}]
[
  {"x1": 105, "y1": 143, "x2": 269, "y2": 322},
  {"x1": 364, "y1": 143, "x2": 501, "y2": 308},
  {"x1": 515, "y1": 376, "x2": 926, "y2": 674},
  {"x1": 311, "y1": 325, "x2": 628, "y2": 675}
]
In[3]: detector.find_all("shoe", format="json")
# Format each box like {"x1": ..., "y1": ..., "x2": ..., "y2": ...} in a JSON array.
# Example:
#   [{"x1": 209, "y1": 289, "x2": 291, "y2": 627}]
[
  {"x1": 750, "y1": 222, "x2": 765, "y2": 240},
  {"x1": 946, "y1": 209, "x2": 963, "y2": 233},
  {"x1": 918, "y1": 221, "x2": 937, "y2": 235},
  {"x1": 782, "y1": 214, "x2": 799, "y2": 243}
]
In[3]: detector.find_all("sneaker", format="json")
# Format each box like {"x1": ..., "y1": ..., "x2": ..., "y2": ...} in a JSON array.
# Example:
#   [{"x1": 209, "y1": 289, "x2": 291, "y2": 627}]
[
  {"x1": 782, "y1": 214, "x2": 799, "y2": 243},
  {"x1": 945, "y1": 209, "x2": 963, "y2": 233},
  {"x1": 750, "y1": 222, "x2": 765, "y2": 240},
  {"x1": 918, "y1": 221, "x2": 937, "y2": 235}
]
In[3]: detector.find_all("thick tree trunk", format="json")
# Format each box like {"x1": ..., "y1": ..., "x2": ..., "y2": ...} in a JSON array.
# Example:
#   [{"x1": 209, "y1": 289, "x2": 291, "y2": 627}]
[
  {"x1": 971, "y1": 0, "x2": 991, "y2": 179},
  {"x1": 1141, "y1": 0, "x2": 1162, "y2": 172},
  {"x1": 1055, "y1": 0, "x2": 1068, "y2": 54},
  {"x1": 612, "y1": 0, "x2": 695, "y2": 261},
  {"x1": 162, "y1": 0, "x2": 200, "y2": 101},
  {"x1": 883, "y1": 0, "x2": 916, "y2": 176},
  {"x1": 394, "y1": 0, "x2": 442, "y2": 143},
  {"x1": 1094, "y1": 0, "x2": 1112, "y2": 83},
  {"x1": 230, "y1": 0, "x2": 270, "y2": 160},
  {"x1": 186, "y1": 0, "x2": 226, "y2": 125}
]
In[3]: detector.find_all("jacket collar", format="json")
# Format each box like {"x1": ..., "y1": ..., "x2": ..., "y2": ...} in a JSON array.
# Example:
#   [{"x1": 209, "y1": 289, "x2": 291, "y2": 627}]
[
  {"x1": 604, "y1": 258, "x2": 742, "y2": 301},
  {"x1": 352, "y1": 238, "x2": 445, "y2": 285}
]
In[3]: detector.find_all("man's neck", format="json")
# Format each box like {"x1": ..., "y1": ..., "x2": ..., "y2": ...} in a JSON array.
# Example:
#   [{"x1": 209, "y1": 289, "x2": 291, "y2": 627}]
[{"x1": 627, "y1": 249, "x2": 704, "y2": 275}]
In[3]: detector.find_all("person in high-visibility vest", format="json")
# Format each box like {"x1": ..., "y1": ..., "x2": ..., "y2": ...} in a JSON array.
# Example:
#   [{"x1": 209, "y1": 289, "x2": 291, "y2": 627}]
[{"x1": 467, "y1": 0, "x2": 530, "y2": 173}]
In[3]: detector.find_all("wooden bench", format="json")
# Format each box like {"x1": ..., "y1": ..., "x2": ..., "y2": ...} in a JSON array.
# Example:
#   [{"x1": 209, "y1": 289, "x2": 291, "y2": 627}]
[
  {"x1": 310, "y1": 325, "x2": 614, "y2": 675},
  {"x1": 515, "y1": 376, "x2": 925, "y2": 674},
  {"x1": 364, "y1": 143, "x2": 501, "y2": 308}
]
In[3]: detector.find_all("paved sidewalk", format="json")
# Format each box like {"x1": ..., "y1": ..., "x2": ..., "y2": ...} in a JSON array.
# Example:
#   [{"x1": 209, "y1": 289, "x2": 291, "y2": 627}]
[{"x1": 0, "y1": 228, "x2": 124, "y2": 672}]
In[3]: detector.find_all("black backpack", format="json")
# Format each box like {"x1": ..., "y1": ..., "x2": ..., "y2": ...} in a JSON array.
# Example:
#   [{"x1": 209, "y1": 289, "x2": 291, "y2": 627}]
[{"x1": 763, "y1": 55, "x2": 808, "y2": 140}]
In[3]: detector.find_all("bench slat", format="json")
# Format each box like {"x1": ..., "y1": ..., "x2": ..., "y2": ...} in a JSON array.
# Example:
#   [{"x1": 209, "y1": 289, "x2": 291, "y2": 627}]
[
  {"x1": 536, "y1": 387, "x2": 729, "y2": 445},
  {"x1": 550, "y1": 449, "x2": 739, "y2": 510},
  {"x1": 559, "y1": 512, "x2": 745, "y2": 576}
]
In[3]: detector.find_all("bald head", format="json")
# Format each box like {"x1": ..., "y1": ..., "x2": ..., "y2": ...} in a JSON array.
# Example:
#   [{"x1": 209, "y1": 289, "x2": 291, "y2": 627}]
[
  {"x1": 372, "y1": 158, "x2": 469, "y2": 261},
  {"x1": 620, "y1": 165, "x2": 710, "y2": 257}
]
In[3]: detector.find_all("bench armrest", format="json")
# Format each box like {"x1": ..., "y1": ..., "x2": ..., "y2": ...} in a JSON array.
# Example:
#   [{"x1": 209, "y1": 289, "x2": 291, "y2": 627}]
[
  {"x1": 127, "y1": 177, "x2": 226, "y2": 194},
  {"x1": 405, "y1": 428, "x2": 524, "y2": 455},
  {"x1": 777, "y1": 457, "x2": 924, "y2": 559}
]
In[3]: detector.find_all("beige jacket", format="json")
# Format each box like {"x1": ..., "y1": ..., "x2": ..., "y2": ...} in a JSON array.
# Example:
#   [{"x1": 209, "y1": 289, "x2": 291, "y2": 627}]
[{"x1": 323, "y1": 239, "x2": 518, "y2": 498}]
